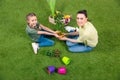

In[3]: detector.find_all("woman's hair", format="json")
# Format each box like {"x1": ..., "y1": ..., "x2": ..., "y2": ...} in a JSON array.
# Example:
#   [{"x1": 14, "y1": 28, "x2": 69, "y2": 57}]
[
  {"x1": 77, "y1": 10, "x2": 87, "y2": 18},
  {"x1": 26, "y1": 13, "x2": 36, "y2": 20}
]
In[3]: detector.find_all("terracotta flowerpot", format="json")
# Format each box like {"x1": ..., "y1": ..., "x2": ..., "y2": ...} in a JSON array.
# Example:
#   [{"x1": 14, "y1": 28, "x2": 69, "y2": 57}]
[{"x1": 48, "y1": 16, "x2": 56, "y2": 25}]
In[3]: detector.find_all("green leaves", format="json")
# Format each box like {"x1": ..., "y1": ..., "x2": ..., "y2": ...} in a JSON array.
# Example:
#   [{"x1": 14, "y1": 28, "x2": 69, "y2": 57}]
[{"x1": 47, "y1": 0, "x2": 56, "y2": 17}]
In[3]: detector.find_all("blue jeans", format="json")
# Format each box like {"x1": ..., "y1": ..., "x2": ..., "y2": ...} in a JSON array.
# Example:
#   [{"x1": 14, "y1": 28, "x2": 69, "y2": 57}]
[
  {"x1": 66, "y1": 35, "x2": 94, "y2": 53},
  {"x1": 36, "y1": 35, "x2": 54, "y2": 47}
]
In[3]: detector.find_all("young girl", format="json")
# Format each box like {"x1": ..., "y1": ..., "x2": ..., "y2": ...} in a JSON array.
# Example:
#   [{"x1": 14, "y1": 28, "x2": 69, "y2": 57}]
[{"x1": 26, "y1": 13, "x2": 58, "y2": 54}]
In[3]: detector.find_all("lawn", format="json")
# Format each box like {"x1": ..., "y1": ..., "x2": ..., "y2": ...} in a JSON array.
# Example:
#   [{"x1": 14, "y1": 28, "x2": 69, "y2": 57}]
[{"x1": 0, "y1": 0, "x2": 120, "y2": 80}]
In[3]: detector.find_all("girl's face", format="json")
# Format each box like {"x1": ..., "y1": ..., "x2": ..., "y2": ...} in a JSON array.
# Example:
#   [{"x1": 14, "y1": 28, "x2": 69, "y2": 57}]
[
  {"x1": 76, "y1": 14, "x2": 88, "y2": 27},
  {"x1": 27, "y1": 16, "x2": 37, "y2": 28}
]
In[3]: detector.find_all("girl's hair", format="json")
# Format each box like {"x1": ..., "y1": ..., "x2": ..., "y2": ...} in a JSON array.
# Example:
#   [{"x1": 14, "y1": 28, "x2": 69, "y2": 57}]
[
  {"x1": 26, "y1": 13, "x2": 36, "y2": 20},
  {"x1": 77, "y1": 10, "x2": 87, "y2": 18}
]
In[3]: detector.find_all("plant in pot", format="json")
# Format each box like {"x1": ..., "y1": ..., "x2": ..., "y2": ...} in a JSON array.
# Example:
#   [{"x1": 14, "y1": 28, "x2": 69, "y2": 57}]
[
  {"x1": 47, "y1": 0, "x2": 56, "y2": 24},
  {"x1": 47, "y1": 0, "x2": 71, "y2": 32}
]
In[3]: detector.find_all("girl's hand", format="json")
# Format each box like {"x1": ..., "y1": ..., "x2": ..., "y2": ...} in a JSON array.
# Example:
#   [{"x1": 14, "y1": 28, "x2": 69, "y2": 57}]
[{"x1": 53, "y1": 33, "x2": 59, "y2": 38}]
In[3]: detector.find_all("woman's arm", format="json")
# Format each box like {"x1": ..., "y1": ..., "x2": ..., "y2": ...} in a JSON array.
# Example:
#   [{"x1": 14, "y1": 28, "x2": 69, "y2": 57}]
[
  {"x1": 64, "y1": 31, "x2": 79, "y2": 36},
  {"x1": 59, "y1": 37, "x2": 78, "y2": 43}
]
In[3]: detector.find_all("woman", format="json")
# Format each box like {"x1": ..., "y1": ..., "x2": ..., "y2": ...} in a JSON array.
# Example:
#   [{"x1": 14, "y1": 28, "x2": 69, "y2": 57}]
[{"x1": 59, "y1": 10, "x2": 98, "y2": 52}]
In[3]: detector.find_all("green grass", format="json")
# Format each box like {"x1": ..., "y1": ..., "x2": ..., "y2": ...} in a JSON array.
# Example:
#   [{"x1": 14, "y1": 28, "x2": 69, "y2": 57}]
[{"x1": 0, "y1": 0, "x2": 120, "y2": 80}]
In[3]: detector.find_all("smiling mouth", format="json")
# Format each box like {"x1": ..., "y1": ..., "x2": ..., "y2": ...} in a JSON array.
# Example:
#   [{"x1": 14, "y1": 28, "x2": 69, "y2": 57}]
[{"x1": 33, "y1": 23, "x2": 37, "y2": 26}]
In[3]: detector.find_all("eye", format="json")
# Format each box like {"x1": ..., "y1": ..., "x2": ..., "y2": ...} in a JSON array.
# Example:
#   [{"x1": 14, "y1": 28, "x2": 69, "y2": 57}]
[
  {"x1": 76, "y1": 17, "x2": 80, "y2": 20},
  {"x1": 80, "y1": 18, "x2": 83, "y2": 20},
  {"x1": 76, "y1": 17, "x2": 83, "y2": 20}
]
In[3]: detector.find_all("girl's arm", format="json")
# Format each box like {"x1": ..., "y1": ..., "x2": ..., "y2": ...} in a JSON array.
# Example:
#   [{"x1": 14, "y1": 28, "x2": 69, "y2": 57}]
[
  {"x1": 40, "y1": 24, "x2": 55, "y2": 33},
  {"x1": 37, "y1": 31, "x2": 59, "y2": 38}
]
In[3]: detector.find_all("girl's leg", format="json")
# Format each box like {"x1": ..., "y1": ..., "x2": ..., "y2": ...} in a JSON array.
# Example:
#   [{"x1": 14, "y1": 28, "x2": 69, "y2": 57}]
[
  {"x1": 39, "y1": 38, "x2": 54, "y2": 47},
  {"x1": 68, "y1": 44, "x2": 94, "y2": 53},
  {"x1": 37, "y1": 35, "x2": 54, "y2": 47}
]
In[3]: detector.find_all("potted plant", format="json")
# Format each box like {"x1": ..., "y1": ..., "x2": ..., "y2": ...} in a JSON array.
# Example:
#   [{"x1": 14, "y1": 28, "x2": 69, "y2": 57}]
[
  {"x1": 47, "y1": 0, "x2": 71, "y2": 31},
  {"x1": 47, "y1": 0, "x2": 56, "y2": 24}
]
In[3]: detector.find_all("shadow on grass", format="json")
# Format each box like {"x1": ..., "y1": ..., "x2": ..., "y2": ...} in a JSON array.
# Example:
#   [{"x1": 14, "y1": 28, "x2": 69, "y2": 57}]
[{"x1": 116, "y1": 0, "x2": 120, "y2": 6}]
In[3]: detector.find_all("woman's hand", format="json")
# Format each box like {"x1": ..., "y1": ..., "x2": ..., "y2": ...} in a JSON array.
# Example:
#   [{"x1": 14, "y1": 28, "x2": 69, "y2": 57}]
[{"x1": 58, "y1": 36, "x2": 67, "y2": 41}]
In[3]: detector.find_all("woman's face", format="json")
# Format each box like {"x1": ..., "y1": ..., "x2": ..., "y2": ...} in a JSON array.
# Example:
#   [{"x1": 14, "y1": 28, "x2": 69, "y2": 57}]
[{"x1": 76, "y1": 14, "x2": 88, "y2": 27}]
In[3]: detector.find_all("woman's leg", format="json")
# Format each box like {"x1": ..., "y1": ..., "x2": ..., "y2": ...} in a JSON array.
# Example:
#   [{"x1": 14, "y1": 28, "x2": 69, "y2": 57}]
[
  {"x1": 66, "y1": 41, "x2": 78, "y2": 46},
  {"x1": 68, "y1": 44, "x2": 94, "y2": 52},
  {"x1": 37, "y1": 35, "x2": 54, "y2": 47},
  {"x1": 66, "y1": 35, "x2": 79, "y2": 46}
]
